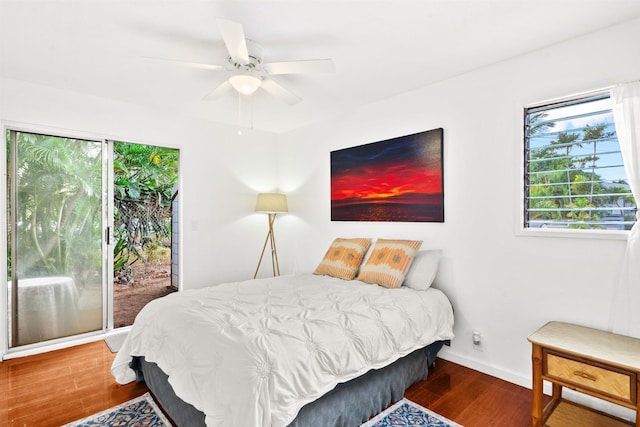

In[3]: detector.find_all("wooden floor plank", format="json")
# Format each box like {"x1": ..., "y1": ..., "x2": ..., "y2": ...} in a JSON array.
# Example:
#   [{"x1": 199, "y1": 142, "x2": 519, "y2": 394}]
[
  {"x1": 0, "y1": 341, "x2": 536, "y2": 426},
  {"x1": 407, "y1": 358, "x2": 538, "y2": 427},
  {"x1": 1, "y1": 341, "x2": 148, "y2": 427}
]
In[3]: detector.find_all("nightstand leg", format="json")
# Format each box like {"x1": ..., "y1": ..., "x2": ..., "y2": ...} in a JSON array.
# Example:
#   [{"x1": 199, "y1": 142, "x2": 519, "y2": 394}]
[
  {"x1": 636, "y1": 375, "x2": 639, "y2": 427},
  {"x1": 551, "y1": 383, "x2": 561, "y2": 400},
  {"x1": 532, "y1": 344, "x2": 543, "y2": 427}
]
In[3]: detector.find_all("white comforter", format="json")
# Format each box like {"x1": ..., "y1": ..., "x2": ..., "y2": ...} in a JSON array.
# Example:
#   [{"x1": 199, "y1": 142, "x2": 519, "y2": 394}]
[{"x1": 111, "y1": 274, "x2": 454, "y2": 427}]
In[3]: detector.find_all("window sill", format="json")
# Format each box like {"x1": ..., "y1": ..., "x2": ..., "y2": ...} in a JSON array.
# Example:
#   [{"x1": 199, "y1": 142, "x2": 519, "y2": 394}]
[{"x1": 516, "y1": 227, "x2": 629, "y2": 241}]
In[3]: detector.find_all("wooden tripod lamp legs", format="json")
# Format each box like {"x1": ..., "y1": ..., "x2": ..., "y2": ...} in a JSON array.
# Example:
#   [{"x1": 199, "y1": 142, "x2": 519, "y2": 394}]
[{"x1": 253, "y1": 213, "x2": 280, "y2": 279}]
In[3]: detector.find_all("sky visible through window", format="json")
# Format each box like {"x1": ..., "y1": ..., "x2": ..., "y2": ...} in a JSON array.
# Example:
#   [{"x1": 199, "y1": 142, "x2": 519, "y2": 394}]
[{"x1": 528, "y1": 97, "x2": 624, "y2": 183}]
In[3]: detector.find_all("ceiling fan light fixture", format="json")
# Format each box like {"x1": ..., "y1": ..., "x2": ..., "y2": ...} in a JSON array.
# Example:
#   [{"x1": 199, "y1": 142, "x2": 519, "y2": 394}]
[{"x1": 229, "y1": 74, "x2": 262, "y2": 95}]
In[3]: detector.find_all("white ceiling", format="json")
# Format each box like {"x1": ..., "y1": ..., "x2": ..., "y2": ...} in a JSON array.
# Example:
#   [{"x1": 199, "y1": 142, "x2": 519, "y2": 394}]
[{"x1": 2, "y1": 1, "x2": 640, "y2": 134}]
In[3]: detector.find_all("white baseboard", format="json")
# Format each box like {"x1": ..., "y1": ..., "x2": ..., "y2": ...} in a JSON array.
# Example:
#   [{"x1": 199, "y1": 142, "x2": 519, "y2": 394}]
[{"x1": 436, "y1": 347, "x2": 532, "y2": 389}]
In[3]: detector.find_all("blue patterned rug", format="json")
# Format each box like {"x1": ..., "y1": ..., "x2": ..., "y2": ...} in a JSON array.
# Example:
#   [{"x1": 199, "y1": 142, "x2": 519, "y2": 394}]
[
  {"x1": 62, "y1": 392, "x2": 171, "y2": 427},
  {"x1": 361, "y1": 398, "x2": 463, "y2": 427}
]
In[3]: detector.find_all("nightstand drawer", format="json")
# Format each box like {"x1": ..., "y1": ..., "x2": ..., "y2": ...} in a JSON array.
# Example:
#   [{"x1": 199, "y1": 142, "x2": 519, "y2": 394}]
[{"x1": 545, "y1": 351, "x2": 634, "y2": 403}]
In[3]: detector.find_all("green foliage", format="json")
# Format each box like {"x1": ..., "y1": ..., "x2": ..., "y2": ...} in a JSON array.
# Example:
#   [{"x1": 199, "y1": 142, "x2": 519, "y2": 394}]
[
  {"x1": 8, "y1": 131, "x2": 103, "y2": 278},
  {"x1": 144, "y1": 241, "x2": 171, "y2": 266},
  {"x1": 527, "y1": 115, "x2": 630, "y2": 229},
  {"x1": 7, "y1": 132, "x2": 178, "y2": 281},
  {"x1": 113, "y1": 142, "x2": 178, "y2": 273},
  {"x1": 113, "y1": 142, "x2": 178, "y2": 205}
]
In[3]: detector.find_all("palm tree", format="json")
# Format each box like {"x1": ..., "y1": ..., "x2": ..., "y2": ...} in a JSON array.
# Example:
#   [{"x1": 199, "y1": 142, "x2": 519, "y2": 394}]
[{"x1": 11, "y1": 132, "x2": 102, "y2": 278}]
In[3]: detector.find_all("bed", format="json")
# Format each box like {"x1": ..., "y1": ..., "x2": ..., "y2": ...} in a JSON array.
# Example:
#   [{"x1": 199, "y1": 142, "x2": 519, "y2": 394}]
[{"x1": 111, "y1": 241, "x2": 455, "y2": 427}]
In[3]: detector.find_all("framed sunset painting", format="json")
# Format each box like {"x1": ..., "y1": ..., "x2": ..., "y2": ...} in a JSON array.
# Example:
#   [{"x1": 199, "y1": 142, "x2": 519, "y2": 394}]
[{"x1": 330, "y1": 128, "x2": 444, "y2": 222}]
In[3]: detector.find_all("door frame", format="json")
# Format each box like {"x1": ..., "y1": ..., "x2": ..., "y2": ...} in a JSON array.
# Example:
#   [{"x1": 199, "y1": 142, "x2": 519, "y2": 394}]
[{"x1": 1, "y1": 120, "x2": 182, "y2": 359}]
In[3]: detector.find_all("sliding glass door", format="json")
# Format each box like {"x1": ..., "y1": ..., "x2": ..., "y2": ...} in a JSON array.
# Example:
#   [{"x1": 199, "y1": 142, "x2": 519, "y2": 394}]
[
  {"x1": 7, "y1": 130, "x2": 106, "y2": 348},
  {"x1": 6, "y1": 130, "x2": 180, "y2": 350}
]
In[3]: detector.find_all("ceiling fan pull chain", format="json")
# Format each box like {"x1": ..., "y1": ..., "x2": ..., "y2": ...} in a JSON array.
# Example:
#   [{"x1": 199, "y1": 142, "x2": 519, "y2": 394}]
[
  {"x1": 237, "y1": 91, "x2": 243, "y2": 135},
  {"x1": 250, "y1": 96, "x2": 254, "y2": 131}
]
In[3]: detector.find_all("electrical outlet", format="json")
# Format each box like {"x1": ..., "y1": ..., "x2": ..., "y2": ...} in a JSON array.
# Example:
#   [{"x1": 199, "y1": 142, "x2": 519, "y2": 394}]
[{"x1": 472, "y1": 330, "x2": 482, "y2": 351}]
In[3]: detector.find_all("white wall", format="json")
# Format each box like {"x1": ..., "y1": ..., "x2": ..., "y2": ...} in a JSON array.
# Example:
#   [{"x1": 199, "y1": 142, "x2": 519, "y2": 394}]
[
  {"x1": 0, "y1": 77, "x2": 280, "y2": 355},
  {"x1": 276, "y1": 17, "x2": 640, "y2": 399}
]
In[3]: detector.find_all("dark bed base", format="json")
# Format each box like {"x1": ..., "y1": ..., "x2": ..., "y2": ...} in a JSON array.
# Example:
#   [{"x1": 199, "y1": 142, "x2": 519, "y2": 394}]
[{"x1": 131, "y1": 340, "x2": 445, "y2": 427}]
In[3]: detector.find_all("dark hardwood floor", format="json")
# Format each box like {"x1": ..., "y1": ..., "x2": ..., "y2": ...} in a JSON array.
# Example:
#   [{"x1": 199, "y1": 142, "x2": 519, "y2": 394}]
[
  {"x1": 407, "y1": 358, "x2": 536, "y2": 426},
  {"x1": 1, "y1": 340, "x2": 536, "y2": 426}
]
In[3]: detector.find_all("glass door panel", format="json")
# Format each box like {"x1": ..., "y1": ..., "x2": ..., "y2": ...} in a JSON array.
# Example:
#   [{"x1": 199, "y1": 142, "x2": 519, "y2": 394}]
[{"x1": 8, "y1": 130, "x2": 105, "y2": 348}]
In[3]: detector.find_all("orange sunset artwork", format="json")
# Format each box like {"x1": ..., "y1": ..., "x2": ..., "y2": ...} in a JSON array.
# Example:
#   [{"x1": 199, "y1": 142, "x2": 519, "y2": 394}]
[{"x1": 331, "y1": 128, "x2": 444, "y2": 222}]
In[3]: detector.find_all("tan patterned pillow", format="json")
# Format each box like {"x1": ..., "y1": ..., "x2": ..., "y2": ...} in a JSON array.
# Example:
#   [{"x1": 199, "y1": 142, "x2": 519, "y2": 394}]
[
  {"x1": 357, "y1": 239, "x2": 423, "y2": 288},
  {"x1": 314, "y1": 238, "x2": 372, "y2": 280}
]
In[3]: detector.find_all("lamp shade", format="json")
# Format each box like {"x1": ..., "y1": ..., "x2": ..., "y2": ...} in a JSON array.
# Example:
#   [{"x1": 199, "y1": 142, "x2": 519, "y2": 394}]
[
  {"x1": 255, "y1": 193, "x2": 288, "y2": 213},
  {"x1": 229, "y1": 74, "x2": 262, "y2": 95}
]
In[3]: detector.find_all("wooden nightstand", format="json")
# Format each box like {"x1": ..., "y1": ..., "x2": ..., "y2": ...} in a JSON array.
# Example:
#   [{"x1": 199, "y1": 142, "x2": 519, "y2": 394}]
[{"x1": 528, "y1": 321, "x2": 640, "y2": 427}]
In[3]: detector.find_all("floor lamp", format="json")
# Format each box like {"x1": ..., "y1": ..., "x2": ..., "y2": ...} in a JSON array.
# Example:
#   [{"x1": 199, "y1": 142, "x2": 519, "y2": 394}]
[{"x1": 253, "y1": 193, "x2": 288, "y2": 279}]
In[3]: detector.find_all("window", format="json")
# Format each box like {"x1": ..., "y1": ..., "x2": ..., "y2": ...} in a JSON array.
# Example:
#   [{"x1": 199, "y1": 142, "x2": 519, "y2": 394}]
[{"x1": 524, "y1": 93, "x2": 637, "y2": 231}]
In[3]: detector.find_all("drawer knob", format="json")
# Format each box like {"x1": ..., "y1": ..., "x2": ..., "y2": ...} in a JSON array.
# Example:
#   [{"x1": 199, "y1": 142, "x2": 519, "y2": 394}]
[{"x1": 573, "y1": 370, "x2": 597, "y2": 381}]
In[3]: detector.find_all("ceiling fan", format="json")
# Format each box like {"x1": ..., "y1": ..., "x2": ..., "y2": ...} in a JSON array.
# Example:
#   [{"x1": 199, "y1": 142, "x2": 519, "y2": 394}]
[{"x1": 153, "y1": 18, "x2": 335, "y2": 105}]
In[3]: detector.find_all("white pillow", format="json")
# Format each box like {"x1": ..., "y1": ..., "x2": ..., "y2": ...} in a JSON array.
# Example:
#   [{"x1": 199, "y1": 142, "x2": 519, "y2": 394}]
[{"x1": 403, "y1": 250, "x2": 441, "y2": 290}]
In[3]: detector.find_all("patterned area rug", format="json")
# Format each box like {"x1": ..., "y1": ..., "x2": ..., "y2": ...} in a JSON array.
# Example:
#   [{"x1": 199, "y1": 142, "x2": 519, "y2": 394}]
[
  {"x1": 361, "y1": 398, "x2": 463, "y2": 427},
  {"x1": 62, "y1": 393, "x2": 171, "y2": 427}
]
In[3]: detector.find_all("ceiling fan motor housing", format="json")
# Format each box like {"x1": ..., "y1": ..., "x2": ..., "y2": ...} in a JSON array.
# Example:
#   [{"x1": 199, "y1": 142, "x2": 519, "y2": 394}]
[{"x1": 228, "y1": 39, "x2": 264, "y2": 71}]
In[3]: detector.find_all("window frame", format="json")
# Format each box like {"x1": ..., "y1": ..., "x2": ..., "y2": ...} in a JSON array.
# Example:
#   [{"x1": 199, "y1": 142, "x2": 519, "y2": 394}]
[{"x1": 518, "y1": 88, "x2": 634, "y2": 240}]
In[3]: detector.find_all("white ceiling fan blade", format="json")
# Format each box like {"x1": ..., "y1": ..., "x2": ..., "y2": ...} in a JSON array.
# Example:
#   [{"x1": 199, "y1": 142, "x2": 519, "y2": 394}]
[
  {"x1": 203, "y1": 80, "x2": 232, "y2": 100},
  {"x1": 261, "y1": 79, "x2": 301, "y2": 105},
  {"x1": 265, "y1": 59, "x2": 335, "y2": 75},
  {"x1": 216, "y1": 18, "x2": 250, "y2": 65},
  {"x1": 143, "y1": 56, "x2": 226, "y2": 71}
]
